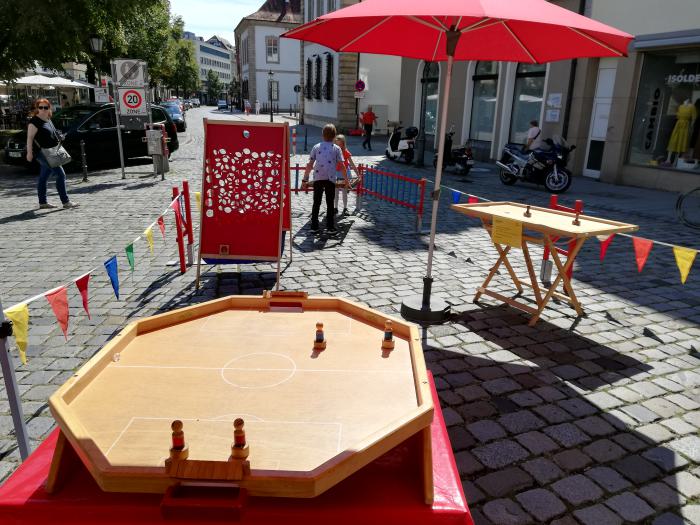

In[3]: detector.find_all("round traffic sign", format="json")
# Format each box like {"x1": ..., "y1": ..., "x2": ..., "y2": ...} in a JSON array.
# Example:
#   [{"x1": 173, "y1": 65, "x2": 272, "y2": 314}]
[
  {"x1": 355, "y1": 80, "x2": 365, "y2": 92},
  {"x1": 293, "y1": 84, "x2": 301, "y2": 93},
  {"x1": 122, "y1": 89, "x2": 143, "y2": 109}
]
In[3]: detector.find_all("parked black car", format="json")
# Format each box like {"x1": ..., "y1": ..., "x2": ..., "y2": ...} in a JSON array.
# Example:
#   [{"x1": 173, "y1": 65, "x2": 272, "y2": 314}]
[
  {"x1": 3, "y1": 103, "x2": 179, "y2": 170},
  {"x1": 161, "y1": 103, "x2": 187, "y2": 132}
]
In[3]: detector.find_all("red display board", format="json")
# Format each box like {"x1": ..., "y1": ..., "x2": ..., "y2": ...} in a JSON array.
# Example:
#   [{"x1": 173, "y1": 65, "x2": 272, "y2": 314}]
[
  {"x1": 0, "y1": 374, "x2": 473, "y2": 525},
  {"x1": 199, "y1": 120, "x2": 291, "y2": 263}
]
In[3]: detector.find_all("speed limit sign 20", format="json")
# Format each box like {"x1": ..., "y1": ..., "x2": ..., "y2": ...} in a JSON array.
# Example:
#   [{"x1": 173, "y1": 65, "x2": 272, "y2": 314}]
[{"x1": 117, "y1": 88, "x2": 147, "y2": 116}]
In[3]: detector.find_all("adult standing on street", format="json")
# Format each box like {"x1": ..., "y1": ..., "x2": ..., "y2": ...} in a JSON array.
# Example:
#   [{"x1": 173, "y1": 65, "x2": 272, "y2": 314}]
[
  {"x1": 360, "y1": 106, "x2": 377, "y2": 150},
  {"x1": 25, "y1": 99, "x2": 78, "y2": 210}
]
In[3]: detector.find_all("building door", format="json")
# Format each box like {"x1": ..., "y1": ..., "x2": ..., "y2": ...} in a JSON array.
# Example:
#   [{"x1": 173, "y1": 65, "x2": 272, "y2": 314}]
[
  {"x1": 469, "y1": 61, "x2": 499, "y2": 161},
  {"x1": 583, "y1": 59, "x2": 618, "y2": 179},
  {"x1": 423, "y1": 62, "x2": 439, "y2": 146}
]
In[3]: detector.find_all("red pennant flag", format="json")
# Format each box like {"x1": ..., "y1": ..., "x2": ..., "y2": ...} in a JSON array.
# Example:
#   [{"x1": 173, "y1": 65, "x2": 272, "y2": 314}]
[
  {"x1": 468, "y1": 196, "x2": 479, "y2": 204},
  {"x1": 599, "y1": 234, "x2": 615, "y2": 261},
  {"x1": 75, "y1": 272, "x2": 91, "y2": 319},
  {"x1": 157, "y1": 216, "x2": 166, "y2": 242},
  {"x1": 172, "y1": 199, "x2": 182, "y2": 229},
  {"x1": 632, "y1": 237, "x2": 653, "y2": 272},
  {"x1": 45, "y1": 287, "x2": 69, "y2": 339}
]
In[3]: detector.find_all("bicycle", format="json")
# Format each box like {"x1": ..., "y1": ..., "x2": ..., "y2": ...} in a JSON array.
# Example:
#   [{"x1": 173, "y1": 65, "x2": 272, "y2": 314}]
[{"x1": 676, "y1": 186, "x2": 700, "y2": 229}]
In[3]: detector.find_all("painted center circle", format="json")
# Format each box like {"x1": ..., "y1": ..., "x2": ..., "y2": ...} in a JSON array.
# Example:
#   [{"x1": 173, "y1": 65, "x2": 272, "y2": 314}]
[{"x1": 221, "y1": 352, "x2": 296, "y2": 389}]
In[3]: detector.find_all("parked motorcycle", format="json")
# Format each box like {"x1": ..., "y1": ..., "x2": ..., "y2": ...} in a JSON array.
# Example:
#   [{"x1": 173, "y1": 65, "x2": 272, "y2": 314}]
[
  {"x1": 496, "y1": 137, "x2": 576, "y2": 194},
  {"x1": 433, "y1": 128, "x2": 474, "y2": 175},
  {"x1": 386, "y1": 125, "x2": 418, "y2": 164}
]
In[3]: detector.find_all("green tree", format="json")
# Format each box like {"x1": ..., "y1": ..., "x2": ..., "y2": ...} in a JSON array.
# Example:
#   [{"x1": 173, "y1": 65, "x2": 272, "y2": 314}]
[
  {"x1": 206, "y1": 69, "x2": 224, "y2": 102},
  {"x1": 0, "y1": 0, "x2": 171, "y2": 81},
  {"x1": 166, "y1": 40, "x2": 200, "y2": 98}
]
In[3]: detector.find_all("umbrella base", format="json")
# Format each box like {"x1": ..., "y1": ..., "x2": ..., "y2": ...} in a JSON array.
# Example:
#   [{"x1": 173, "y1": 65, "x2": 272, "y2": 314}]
[{"x1": 400, "y1": 294, "x2": 451, "y2": 325}]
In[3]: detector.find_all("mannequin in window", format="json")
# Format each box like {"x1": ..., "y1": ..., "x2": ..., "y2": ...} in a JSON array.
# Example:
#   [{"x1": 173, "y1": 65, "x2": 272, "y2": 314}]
[
  {"x1": 690, "y1": 98, "x2": 700, "y2": 167},
  {"x1": 666, "y1": 98, "x2": 696, "y2": 164}
]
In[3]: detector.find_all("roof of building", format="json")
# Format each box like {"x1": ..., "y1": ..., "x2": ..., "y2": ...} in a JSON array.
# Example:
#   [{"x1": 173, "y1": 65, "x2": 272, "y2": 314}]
[
  {"x1": 244, "y1": 0, "x2": 301, "y2": 24},
  {"x1": 208, "y1": 35, "x2": 234, "y2": 50}
]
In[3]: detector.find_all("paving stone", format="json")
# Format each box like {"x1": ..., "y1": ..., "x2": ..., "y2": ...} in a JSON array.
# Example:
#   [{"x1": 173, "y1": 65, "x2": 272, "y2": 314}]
[
  {"x1": 476, "y1": 467, "x2": 534, "y2": 497},
  {"x1": 629, "y1": 381, "x2": 667, "y2": 398},
  {"x1": 467, "y1": 420, "x2": 507, "y2": 443},
  {"x1": 532, "y1": 386, "x2": 567, "y2": 402},
  {"x1": 604, "y1": 492, "x2": 655, "y2": 522},
  {"x1": 472, "y1": 440, "x2": 530, "y2": 470},
  {"x1": 574, "y1": 415, "x2": 616, "y2": 437},
  {"x1": 549, "y1": 517, "x2": 579, "y2": 525},
  {"x1": 612, "y1": 432, "x2": 647, "y2": 452},
  {"x1": 508, "y1": 391, "x2": 543, "y2": 408},
  {"x1": 583, "y1": 439, "x2": 627, "y2": 462},
  {"x1": 652, "y1": 512, "x2": 687, "y2": 525},
  {"x1": 543, "y1": 423, "x2": 591, "y2": 447},
  {"x1": 619, "y1": 403, "x2": 661, "y2": 423},
  {"x1": 574, "y1": 504, "x2": 623, "y2": 525},
  {"x1": 664, "y1": 471, "x2": 700, "y2": 498},
  {"x1": 669, "y1": 435, "x2": 700, "y2": 462},
  {"x1": 552, "y1": 449, "x2": 592, "y2": 472},
  {"x1": 521, "y1": 457, "x2": 564, "y2": 485},
  {"x1": 462, "y1": 481, "x2": 486, "y2": 505},
  {"x1": 447, "y1": 426, "x2": 476, "y2": 450},
  {"x1": 514, "y1": 488, "x2": 566, "y2": 522},
  {"x1": 551, "y1": 474, "x2": 604, "y2": 505},
  {"x1": 585, "y1": 466, "x2": 632, "y2": 493},
  {"x1": 482, "y1": 378, "x2": 522, "y2": 395},
  {"x1": 498, "y1": 411, "x2": 545, "y2": 434},
  {"x1": 612, "y1": 454, "x2": 662, "y2": 484},
  {"x1": 639, "y1": 481, "x2": 687, "y2": 510},
  {"x1": 533, "y1": 404, "x2": 571, "y2": 424},
  {"x1": 636, "y1": 423, "x2": 676, "y2": 444},
  {"x1": 643, "y1": 398, "x2": 685, "y2": 419},
  {"x1": 515, "y1": 431, "x2": 559, "y2": 455},
  {"x1": 660, "y1": 417, "x2": 697, "y2": 435},
  {"x1": 680, "y1": 504, "x2": 700, "y2": 525},
  {"x1": 666, "y1": 393, "x2": 700, "y2": 410},
  {"x1": 454, "y1": 450, "x2": 484, "y2": 475},
  {"x1": 585, "y1": 391, "x2": 624, "y2": 409},
  {"x1": 482, "y1": 498, "x2": 533, "y2": 525},
  {"x1": 642, "y1": 446, "x2": 690, "y2": 472},
  {"x1": 558, "y1": 398, "x2": 598, "y2": 417}
]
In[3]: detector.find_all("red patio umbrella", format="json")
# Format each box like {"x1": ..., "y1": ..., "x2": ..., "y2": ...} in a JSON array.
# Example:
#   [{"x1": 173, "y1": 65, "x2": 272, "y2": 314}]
[{"x1": 283, "y1": 0, "x2": 633, "y2": 323}]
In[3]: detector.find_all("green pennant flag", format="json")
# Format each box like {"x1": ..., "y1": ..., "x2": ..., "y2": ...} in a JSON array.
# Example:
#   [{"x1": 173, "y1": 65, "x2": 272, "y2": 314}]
[{"x1": 125, "y1": 243, "x2": 135, "y2": 273}]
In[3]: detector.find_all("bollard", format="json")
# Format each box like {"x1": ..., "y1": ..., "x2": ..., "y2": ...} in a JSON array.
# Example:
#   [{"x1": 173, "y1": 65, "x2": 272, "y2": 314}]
[
  {"x1": 292, "y1": 128, "x2": 297, "y2": 157},
  {"x1": 172, "y1": 186, "x2": 187, "y2": 274},
  {"x1": 80, "y1": 139, "x2": 88, "y2": 182},
  {"x1": 182, "y1": 180, "x2": 194, "y2": 266},
  {"x1": 304, "y1": 128, "x2": 308, "y2": 152}
]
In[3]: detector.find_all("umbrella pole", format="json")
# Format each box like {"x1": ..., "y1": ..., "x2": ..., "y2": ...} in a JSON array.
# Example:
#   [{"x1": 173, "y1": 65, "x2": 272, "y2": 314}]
[{"x1": 401, "y1": 32, "x2": 458, "y2": 324}]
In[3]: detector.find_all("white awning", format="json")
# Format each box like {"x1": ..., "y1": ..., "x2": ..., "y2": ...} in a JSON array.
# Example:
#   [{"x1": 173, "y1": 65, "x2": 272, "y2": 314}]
[{"x1": 7, "y1": 74, "x2": 87, "y2": 87}]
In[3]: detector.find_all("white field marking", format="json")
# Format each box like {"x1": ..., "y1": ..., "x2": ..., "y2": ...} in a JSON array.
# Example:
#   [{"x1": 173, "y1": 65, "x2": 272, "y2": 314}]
[
  {"x1": 110, "y1": 364, "x2": 411, "y2": 374},
  {"x1": 105, "y1": 416, "x2": 343, "y2": 457},
  {"x1": 221, "y1": 352, "x2": 297, "y2": 389}
]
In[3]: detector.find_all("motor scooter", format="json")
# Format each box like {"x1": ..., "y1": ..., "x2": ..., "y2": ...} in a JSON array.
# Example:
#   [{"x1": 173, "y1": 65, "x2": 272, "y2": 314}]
[
  {"x1": 385, "y1": 125, "x2": 418, "y2": 164},
  {"x1": 496, "y1": 136, "x2": 576, "y2": 194},
  {"x1": 433, "y1": 128, "x2": 474, "y2": 175}
]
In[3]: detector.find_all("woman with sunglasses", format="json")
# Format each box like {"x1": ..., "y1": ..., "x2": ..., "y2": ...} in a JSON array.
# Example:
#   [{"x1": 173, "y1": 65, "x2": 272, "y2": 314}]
[{"x1": 26, "y1": 98, "x2": 78, "y2": 209}]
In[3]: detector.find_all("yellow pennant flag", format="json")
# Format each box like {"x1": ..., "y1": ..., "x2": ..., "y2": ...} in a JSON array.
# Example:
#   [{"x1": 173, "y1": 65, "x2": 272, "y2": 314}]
[
  {"x1": 195, "y1": 191, "x2": 201, "y2": 211},
  {"x1": 4, "y1": 303, "x2": 29, "y2": 364},
  {"x1": 673, "y1": 246, "x2": 697, "y2": 284},
  {"x1": 144, "y1": 226, "x2": 154, "y2": 255}
]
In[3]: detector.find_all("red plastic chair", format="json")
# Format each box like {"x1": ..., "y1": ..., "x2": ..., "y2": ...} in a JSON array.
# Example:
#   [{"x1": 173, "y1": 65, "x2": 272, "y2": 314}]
[{"x1": 541, "y1": 195, "x2": 584, "y2": 282}]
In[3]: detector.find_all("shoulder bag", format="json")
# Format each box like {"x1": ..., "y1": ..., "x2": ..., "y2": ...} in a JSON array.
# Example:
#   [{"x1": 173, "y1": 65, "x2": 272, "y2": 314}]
[{"x1": 36, "y1": 120, "x2": 72, "y2": 168}]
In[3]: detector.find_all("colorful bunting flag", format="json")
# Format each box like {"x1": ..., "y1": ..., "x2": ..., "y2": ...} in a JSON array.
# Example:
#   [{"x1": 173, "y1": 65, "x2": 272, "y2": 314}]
[
  {"x1": 597, "y1": 234, "x2": 615, "y2": 262},
  {"x1": 195, "y1": 191, "x2": 201, "y2": 211},
  {"x1": 125, "y1": 244, "x2": 135, "y2": 273},
  {"x1": 4, "y1": 303, "x2": 29, "y2": 364},
  {"x1": 75, "y1": 272, "x2": 91, "y2": 319},
  {"x1": 673, "y1": 246, "x2": 697, "y2": 284},
  {"x1": 157, "y1": 216, "x2": 166, "y2": 242},
  {"x1": 45, "y1": 287, "x2": 69, "y2": 339},
  {"x1": 144, "y1": 227, "x2": 154, "y2": 255},
  {"x1": 451, "y1": 190, "x2": 460, "y2": 204},
  {"x1": 104, "y1": 256, "x2": 120, "y2": 299},
  {"x1": 632, "y1": 237, "x2": 653, "y2": 272},
  {"x1": 467, "y1": 196, "x2": 479, "y2": 204},
  {"x1": 172, "y1": 198, "x2": 182, "y2": 228}
]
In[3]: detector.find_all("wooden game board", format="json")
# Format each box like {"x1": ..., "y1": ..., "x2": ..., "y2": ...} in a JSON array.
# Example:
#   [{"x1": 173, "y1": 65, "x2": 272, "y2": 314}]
[
  {"x1": 451, "y1": 201, "x2": 638, "y2": 325},
  {"x1": 48, "y1": 292, "x2": 434, "y2": 501}
]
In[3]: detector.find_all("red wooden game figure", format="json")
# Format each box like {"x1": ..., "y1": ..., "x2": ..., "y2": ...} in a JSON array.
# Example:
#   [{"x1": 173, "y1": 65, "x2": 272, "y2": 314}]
[
  {"x1": 524, "y1": 205, "x2": 531, "y2": 218},
  {"x1": 169, "y1": 420, "x2": 189, "y2": 461},
  {"x1": 231, "y1": 418, "x2": 250, "y2": 460},
  {"x1": 314, "y1": 322, "x2": 327, "y2": 351},
  {"x1": 382, "y1": 320, "x2": 395, "y2": 351}
]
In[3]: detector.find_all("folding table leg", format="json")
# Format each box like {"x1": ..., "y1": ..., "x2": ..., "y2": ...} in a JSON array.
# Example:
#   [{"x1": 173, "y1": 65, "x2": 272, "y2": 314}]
[
  {"x1": 474, "y1": 244, "x2": 512, "y2": 302},
  {"x1": 520, "y1": 238, "x2": 542, "y2": 304}
]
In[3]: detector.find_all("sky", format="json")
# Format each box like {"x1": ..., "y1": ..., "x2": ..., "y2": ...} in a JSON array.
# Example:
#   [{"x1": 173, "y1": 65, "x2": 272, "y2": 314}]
[{"x1": 170, "y1": 0, "x2": 262, "y2": 45}]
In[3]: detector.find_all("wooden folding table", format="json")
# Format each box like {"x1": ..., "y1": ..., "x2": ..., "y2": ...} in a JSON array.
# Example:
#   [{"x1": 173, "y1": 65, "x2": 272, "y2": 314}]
[{"x1": 451, "y1": 201, "x2": 638, "y2": 325}]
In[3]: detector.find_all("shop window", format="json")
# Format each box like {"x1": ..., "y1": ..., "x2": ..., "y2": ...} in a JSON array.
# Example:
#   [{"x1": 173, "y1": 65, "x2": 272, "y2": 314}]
[
  {"x1": 314, "y1": 56, "x2": 322, "y2": 99},
  {"x1": 266, "y1": 36, "x2": 279, "y2": 63},
  {"x1": 509, "y1": 63, "x2": 546, "y2": 144},
  {"x1": 305, "y1": 58, "x2": 313, "y2": 99},
  {"x1": 422, "y1": 62, "x2": 439, "y2": 136},
  {"x1": 469, "y1": 61, "x2": 499, "y2": 159},
  {"x1": 269, "y1": 80, "x2": 279, "y2": 102},
  {"x1": 324, "y1": 53, "x2": 334, "y2": 100},
  {"x1": 628, "y1": 49, "x2": 700, "y2": 171}
]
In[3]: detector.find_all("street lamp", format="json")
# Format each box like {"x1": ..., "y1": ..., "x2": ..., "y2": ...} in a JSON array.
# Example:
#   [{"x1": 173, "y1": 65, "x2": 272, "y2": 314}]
[
  {"x1": 268, "y1": 70, "x2": 274, "y2": 123},
  {"x1": 88, "y1": 34, "x2": 104, "y2": 99}
]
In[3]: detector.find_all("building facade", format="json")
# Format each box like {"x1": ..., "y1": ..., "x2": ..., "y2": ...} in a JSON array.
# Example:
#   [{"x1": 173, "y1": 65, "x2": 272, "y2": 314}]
[
  {"x1": 396, "y1": 0, "x2": 700, "y2": 192},
  {"x1": 234, "y1": 1, "x2": 302, "y2": 112},
  {"x1": 184, "y1": 31, "x2": 234, "y2": 104}
]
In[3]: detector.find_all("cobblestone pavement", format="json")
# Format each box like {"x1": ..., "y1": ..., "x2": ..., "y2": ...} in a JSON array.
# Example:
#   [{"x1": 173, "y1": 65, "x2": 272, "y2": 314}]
[{"x1": 1, "y1": 107, "x2": 699, "y2": 524}]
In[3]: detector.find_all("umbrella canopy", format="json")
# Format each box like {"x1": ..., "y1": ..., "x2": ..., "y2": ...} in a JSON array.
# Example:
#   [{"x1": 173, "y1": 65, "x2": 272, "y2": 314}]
[
  {"x1": 283, "y1": 0, "x2": 633, "y2": 322},
  {"x1": 11, "y1": 74, "x2": 86, "y2": 87},
  {"x1": 283, "y1": 0, "x2": 632, "y2": 63}
]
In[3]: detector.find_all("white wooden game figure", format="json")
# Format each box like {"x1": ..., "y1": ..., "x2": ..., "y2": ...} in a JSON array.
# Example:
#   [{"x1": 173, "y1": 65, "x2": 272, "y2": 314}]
[
  {"x1": 314, "y1": 322, "x2": 327, "y2": 351},
  {"x1": 169, "y1": 420, "x2": 189, "y2": 461},
  {"x1": 381, "y1": 320, "x2": 395, "y2": 351}
]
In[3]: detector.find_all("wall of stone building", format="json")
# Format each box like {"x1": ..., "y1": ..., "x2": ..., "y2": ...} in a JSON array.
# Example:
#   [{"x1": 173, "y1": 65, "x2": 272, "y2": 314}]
[
  {"x1": 591, "y1": 0, "x2": 700, "y2": 35},
  {"x1": 565, "y1": 58, "x2": 600, "y2": 177}
]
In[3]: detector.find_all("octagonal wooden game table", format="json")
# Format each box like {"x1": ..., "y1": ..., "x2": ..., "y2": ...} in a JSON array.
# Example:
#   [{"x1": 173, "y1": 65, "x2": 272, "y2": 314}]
[{"x1": 451, "y1": 201, "x2": 638, "y2": 325}]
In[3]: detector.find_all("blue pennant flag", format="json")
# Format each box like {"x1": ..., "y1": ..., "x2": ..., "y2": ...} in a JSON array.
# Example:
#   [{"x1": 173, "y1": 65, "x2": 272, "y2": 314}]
[
  {"x1": 104, "y1": 256, "x2": 120, "y2": 300},
  {"x1": 452, "y1": 190, "x2": 461, "y2": 204}
]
